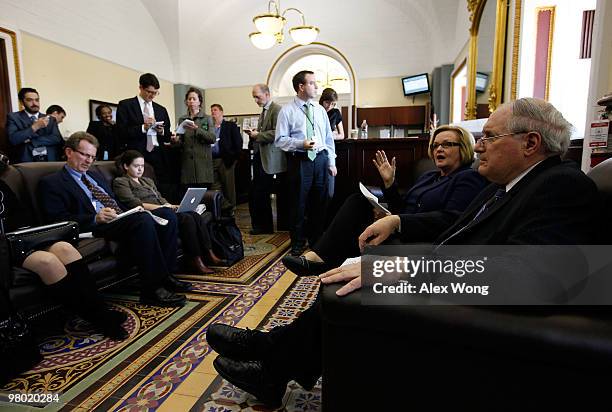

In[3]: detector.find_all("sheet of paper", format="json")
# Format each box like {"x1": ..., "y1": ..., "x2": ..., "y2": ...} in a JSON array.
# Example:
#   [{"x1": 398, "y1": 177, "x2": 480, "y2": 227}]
[
  {"x1": 341, "y1": 256, "x2": 361, "y2": 267},
  {"x1": 359, "y1": 182, "x2": 391, "y2": 215}
]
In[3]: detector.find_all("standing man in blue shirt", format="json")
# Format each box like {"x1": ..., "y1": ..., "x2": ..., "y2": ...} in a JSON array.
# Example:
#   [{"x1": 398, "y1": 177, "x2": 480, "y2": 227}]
[{"x1": 275, "y1": 70, "x2": 337, "y2": 255}]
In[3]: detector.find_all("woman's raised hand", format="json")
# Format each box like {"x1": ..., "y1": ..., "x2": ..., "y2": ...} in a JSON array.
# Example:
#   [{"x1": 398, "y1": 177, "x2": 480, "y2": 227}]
[{"x1": 372, "y1": 150, "x2": 396, "y2": 189}]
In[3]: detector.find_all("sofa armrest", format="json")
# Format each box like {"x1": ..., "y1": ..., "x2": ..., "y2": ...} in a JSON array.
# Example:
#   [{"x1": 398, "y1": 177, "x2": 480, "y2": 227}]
[{"x1": 203, "y1": 190, "x2": 222, "y2": 220}]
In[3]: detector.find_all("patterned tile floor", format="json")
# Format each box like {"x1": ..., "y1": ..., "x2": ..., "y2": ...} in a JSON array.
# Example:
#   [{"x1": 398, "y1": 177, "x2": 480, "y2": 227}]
[{"x1": 0, "y1": 203, "x2": 320, "y2": 412}]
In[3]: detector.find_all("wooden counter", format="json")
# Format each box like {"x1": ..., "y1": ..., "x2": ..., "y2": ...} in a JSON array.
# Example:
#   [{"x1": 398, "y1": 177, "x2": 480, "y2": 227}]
[{"x1": 329, "y1": 136, "x2": 431, "y2": 219}]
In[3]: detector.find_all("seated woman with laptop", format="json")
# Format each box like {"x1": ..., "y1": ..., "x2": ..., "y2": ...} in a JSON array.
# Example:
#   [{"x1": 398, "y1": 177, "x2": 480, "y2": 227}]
[{"x1": 113, "y1": 150, "x2": 225, "y2": 275}]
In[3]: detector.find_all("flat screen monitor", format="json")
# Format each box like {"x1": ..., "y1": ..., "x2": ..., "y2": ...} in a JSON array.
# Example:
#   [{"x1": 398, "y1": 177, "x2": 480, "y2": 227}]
[
  {"x1": 402, "y1": 73, "x2": 430, "y2": 97},
  {"x1": 476, "y1": 72, "x2": 489, "y2": 93}
]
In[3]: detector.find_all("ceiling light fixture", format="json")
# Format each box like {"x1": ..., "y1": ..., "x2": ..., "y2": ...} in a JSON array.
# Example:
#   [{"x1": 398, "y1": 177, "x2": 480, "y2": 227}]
[{"x1": 249, "y1": 0, "x2": 320, "y2": 50}]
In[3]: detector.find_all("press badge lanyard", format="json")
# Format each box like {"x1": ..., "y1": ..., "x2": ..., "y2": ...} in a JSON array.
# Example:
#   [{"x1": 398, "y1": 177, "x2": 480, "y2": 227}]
[{"x1": 295, "y1": 101, "x2": 316, "y2": 132}]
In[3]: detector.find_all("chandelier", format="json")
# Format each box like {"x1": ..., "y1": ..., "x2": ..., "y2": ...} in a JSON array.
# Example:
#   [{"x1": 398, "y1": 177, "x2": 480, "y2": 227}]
[{"x1": 249, "y1": 0, "x2": 320, "y2": 50}]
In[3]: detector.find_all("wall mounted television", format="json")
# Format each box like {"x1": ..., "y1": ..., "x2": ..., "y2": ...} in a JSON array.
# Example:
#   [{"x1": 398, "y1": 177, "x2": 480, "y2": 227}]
[
  {"x1": 401, "y1": 73, "x2": 430, "y2": 97},
  {"x1": 476, "y1": 72, "x2": 489, "y2": 93}
]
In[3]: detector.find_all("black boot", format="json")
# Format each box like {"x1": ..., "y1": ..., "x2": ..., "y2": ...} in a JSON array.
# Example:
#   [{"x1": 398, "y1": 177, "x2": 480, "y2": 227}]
[{"x1": 47, "y1": 260, "x2": 128, "y2": 340}]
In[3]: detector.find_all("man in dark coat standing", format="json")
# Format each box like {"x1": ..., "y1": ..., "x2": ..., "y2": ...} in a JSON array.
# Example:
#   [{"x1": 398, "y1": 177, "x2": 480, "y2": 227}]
[
  {"x1": 116, "y1": 73, "x2": 175, "y2": 200},
  {"x1": 6, "y1": 87, "x2": 63, "y2": 163},
  {"x1": 210, "y1": 103, "x2": 243, "y2": 216}
]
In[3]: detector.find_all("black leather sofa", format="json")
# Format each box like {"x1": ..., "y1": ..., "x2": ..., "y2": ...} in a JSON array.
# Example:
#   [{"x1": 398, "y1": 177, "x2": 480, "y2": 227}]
[
  {"x1": 320, "y1": 158, "x2": 612, "y2": 410},
  {"x1": 0, "y1": 161, "x2": 221, "y2": 317}
]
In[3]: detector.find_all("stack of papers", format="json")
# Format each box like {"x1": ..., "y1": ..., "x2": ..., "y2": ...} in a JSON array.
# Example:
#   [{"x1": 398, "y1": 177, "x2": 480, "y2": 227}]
[{"x1": 176, "y1": 119, "x2": 195, "y2": 134}]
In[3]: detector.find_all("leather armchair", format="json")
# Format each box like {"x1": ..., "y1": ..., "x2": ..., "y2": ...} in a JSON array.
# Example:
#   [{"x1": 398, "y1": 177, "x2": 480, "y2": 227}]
[{"x1": 320, "y1": 158, "x2": 612, "y2": 410}]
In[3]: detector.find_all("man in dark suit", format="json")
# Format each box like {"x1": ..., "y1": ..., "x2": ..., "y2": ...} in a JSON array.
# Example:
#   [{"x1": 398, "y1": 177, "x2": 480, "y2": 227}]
[
  {"x1": 6, "y1": 87, "x2": 64, "y2": 163},
  {"x1": 205, "y1": 98, "x2": 603, "y2": 408},
  {"x1": 116, "y1": 73, "x2": 174, "y2": 199},
  {"x1": 38, "y1": 131, "x2": 191, "y2": 307},
  {"x1": 210, "y1": 103, "x2": 243, "y2": 216},
  {"x1": 245, "y1": 84, "x2": 287, "y2": 234}
]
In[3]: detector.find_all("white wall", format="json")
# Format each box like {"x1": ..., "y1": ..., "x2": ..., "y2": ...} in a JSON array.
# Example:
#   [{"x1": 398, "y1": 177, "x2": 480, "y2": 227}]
[
  {"x1": 581, "y1": 0, "x2": 612, "y2": 170},
  {"x1": 0, "y1": 0, "x2": 468, "y2": 91},
  {"x1": 0, "y1": 0, "x2": 175, "y2": 82},
  {"x1": 518, "y1": 0, "x2": 597, "y2": 138},
  {"x1": 20, "y1": 34, "x2": 176, "y2": 137}
]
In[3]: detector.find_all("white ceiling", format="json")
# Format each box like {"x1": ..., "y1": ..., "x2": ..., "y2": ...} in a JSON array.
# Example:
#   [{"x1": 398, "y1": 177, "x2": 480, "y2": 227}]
[{"x1": 1, "y1": 0, "x2": 471, "y2": 89}]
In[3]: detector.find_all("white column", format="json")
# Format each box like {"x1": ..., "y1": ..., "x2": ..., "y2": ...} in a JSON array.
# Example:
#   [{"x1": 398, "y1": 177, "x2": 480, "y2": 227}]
[{"x1": 581, "y1": 0, "x2": 612, "y2": 171}]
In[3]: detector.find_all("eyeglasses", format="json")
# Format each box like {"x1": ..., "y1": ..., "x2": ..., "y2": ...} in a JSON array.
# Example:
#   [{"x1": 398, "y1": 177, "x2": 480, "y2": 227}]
[
  {"x1": 430, "y1": 142, "x2": 461, "y2": 150},
  {"x1": 73, "y1": 149, "x2": 96, "y2": 161},
  {"x1": 478, "y1": 131, "x2": 529, "y2": 146}
]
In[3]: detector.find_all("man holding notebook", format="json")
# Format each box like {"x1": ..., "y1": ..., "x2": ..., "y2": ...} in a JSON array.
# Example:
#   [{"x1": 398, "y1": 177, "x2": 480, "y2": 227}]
[{"x1": 39, "y1": 132, "x2": 190, "y2": 307}]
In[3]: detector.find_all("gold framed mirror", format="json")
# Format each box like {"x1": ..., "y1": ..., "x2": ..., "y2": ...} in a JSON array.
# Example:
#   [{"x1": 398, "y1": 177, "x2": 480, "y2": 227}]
[{"x1": 465, "y1": 0, "x2": 509, "y2": 120}]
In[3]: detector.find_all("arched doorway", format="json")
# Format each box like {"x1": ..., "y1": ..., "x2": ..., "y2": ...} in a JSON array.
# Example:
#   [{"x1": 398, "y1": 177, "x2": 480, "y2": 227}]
[{"x1": 267, "y1": 42, "x2": 357, "y2": 130}]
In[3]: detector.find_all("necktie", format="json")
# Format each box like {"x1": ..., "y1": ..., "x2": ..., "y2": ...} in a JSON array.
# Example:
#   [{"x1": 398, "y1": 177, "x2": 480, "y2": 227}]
[
  {"x1": 253, "y1": 108, "x2": 266, "y2": 153},
  {"x1": 30, "y1": 115, "x2": 37, "y2": 123},
  {"x1": 143, "y1": 102, "x2": 154, "y2": 152},
  {"x1": 304, "y1": 104, "x2": 316, "y2": 161},
  {"x1": 258, "y1": 107, "x2": 266, "y2": 131},
  {"x1": 81, "y1": 175, "x2": 123, "y2": 214},
  {"x1": 436, "y1": 187, "x2": 506, "y2": 247}
]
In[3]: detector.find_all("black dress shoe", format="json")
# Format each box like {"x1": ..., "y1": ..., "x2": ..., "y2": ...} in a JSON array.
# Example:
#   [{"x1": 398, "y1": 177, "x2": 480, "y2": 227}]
[
  {"x1": 213, "y1": 356, "x2": 287, "y2": 409},
  {"x1": 100, "y1": 323, "x2": 129, "y2": 340},
  {"x1": 164, "y1": 275, "x2": 194, "y2": 292},
  {"x1": 289, "y1": 245, "x2": 306, "y2": 256},
  {"x1": 140, "y1": 287, "x2": 186, "y2": 307},
  {"x1": 282, "y1": 255, "x2": 329, "y2": 276},
  {"x1": 207, "y1": 324, "x2": 267, "y2": 360},
  {"x1": 104, "y1": 309, "x2": 128, "y2": 326},
  {"x1": 86, "y1": 311, "x2": 129, "y2": 340},
  {"x1": 249, "y1": 228, "x2": 274, "y2": 235}
]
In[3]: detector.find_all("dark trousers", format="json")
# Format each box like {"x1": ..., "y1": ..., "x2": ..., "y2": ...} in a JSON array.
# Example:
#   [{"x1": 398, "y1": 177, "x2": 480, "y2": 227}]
[
  {"x1": 212, "y1": 158, "x2": 236, "y2": 213},
  {"x1": 248, "y1": 152, "x2": 290, "y2": 231},
  {"x1": 176, "y1": 211, "x2": 213, "y2": 257},
  {"x1": 314, "y1": 192, "x2": 374, "y2": 268},
  {"x1": 93, "y1": 207, "x2": 178, "y2": 292},
  {"x1": 287, "y1": 151, "x2": 329, "y2": 249},
  {"x1": 144, "y1": 147, "x2": 178, "y2": 203},
  {"x1": 265, "y1": 296, "x2": 321, "y2": 382},
  {"x1": 249, "y1": 152, "x2": 274, "y2": 231}
]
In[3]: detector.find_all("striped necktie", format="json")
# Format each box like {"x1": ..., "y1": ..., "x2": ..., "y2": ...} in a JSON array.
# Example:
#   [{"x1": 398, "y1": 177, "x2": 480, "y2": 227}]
[
  {"x1": 436, "y1": 187, "x2": 506, "y2": 247},
  {"x1": 80, "y1": 175, "x2": 123, "y2": 214}
]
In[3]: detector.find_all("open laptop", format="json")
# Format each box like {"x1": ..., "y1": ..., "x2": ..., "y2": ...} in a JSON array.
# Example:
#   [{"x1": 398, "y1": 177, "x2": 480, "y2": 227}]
[{"x1": 176, "y1": 188, "x2": 207, "y2": 213}]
